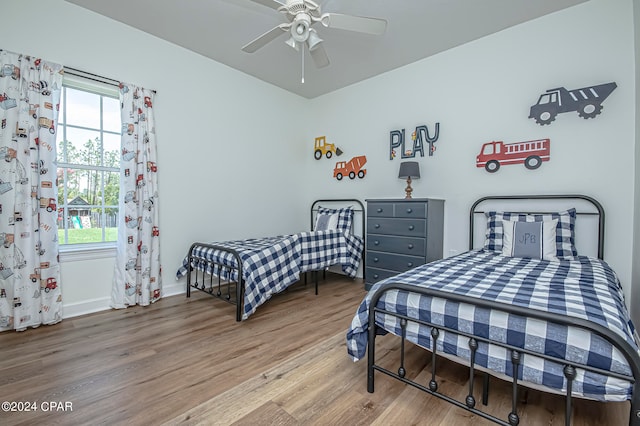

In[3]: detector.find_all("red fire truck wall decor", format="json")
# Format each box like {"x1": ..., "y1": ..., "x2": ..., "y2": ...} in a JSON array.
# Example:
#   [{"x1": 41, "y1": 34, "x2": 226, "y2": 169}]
[
  {"x1": 528, "y1": 82, "x2": 617, "y2": 125},
  {"x1": 313, "y1": 136, "x2": 343, "y2": 160},
  {"x1": 390, "y1": 123, "x2": 440, "y2": 160},
  {"x1": 476, "y1": 138, "x2": 550, "y2": 173},
  {"x1": 333, "y1": 155, "x2": 367, "y2": 181}
]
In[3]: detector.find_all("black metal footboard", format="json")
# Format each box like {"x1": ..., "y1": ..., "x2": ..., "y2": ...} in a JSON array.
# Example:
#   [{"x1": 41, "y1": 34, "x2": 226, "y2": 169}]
[
  {"x1": 186, "y1": 242, "x2": 245, "y2": 322},
  {"x1": 367, "y1": 283, "x2": 640, "y2": 426}
]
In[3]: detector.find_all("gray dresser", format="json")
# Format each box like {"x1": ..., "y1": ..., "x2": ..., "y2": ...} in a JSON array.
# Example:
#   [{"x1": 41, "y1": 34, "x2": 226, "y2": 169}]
[{"x1": 365, "y1": 198, "x2": 444, "y2": 290}]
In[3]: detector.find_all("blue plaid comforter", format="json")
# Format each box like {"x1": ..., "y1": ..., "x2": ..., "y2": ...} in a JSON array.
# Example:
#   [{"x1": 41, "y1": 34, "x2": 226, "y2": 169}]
[
  {"x1": 346, "y1": 249, "x2": 639, "y2": 401},
  {"x1": 177, "y1": 231, "x2": 363, "y2": 320}
]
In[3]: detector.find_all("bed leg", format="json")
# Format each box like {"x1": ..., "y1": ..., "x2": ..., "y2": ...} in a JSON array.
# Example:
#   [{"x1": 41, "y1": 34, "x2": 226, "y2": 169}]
[
  {"x1": 631, "y1": 399, "x2": 640, "y2": 426},
  {"x1": 429, "y1": 328, "x2": 439, "y2": 392},
  {"x1": 563, "y1": 365, "x2": 576, "y2": 426},
  {"x1": 508, "y1": 350, "x2": 521, "y2": 426},
  {"x1": 398, "y1": 319, "x2": 407, "y2": 378},
  {"x1": 466, "y1": 338, "x2": 477, "y2": 409},
  {"x1": 315, "y1": 271, "x2": 318, "y2": 295},
  {"x1": 186, "y1": 261, "x2": 191, "y2": 298},
  {"x1": 482, "y1": 372, "x2": 489, "y2": 406},
  {"x1": 367, "y1": 325, "x2": 377, "y2": 393}
]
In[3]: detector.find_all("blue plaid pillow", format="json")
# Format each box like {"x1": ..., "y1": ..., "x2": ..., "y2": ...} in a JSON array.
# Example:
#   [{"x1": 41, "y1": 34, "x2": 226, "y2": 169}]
[
  {"x1": 484, "y1": 208, "x2": 577, "y2": 258},
  {"x1": 317, "y1": 206, "x2": 353, "y2": 235}
]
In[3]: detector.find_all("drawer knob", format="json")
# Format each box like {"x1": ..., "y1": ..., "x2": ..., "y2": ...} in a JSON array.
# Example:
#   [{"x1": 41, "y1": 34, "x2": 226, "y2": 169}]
[
  {"x1": 374, "y1": 224, "x2": 380, "y2": 229},
  {"x1": 408, "y1": 244, "x2": 414, "y2": 249},
  {"x1": 408, "y1": 225, "x2": 415, "y2": 231},
  {"x1": 374, "y1": 240, "x2": 380, "y2": 246},
  {"x1": 377, "y1": 208, "x2": 383, "y2": 213},
  {"x1": 373, "y1": 257, "x2": 379, "y2": 262},
  {"x1": 373, "y1": 274, "x2": 379, "y2": 279},
  {"x1": 406, "y1": 208, "x2": 413, "y2": 213},
  {"x1": 407, "y1": 262, "x2": 413, "y2": 267}
]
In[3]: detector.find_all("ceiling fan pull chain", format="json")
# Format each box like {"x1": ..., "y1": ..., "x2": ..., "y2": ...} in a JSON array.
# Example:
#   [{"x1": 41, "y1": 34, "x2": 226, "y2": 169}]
[{"x1": 301, "y1": 41, "x2": 305, "y2": 83}]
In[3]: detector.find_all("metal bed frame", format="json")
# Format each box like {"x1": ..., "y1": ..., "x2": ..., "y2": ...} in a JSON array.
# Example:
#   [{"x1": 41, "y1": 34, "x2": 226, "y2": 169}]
[
  {"x1": 186, "y1": 199, "x2": 364, "y2": 322},
  {"x1": 366, "y1": 194, "x2": 640, "y2": 425}
]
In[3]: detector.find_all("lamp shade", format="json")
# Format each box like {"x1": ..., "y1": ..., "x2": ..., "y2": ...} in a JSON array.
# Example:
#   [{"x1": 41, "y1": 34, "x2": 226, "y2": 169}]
[
  {"x1": 307, "y1": 29, "x2": 323, "y2": 51},
  {"x1": 398, "y1": 161, "x2": 420, "y2": 179}
]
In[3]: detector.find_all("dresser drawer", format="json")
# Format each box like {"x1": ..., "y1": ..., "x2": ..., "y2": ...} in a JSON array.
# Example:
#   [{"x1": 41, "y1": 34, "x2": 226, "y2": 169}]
[
  {"x1": 367, "y1": 234, "x2": 426, "y2": 257},
  {"x1": 367, "y1": 202, "x2": 393, "y2": 218},
  {"x1": 365, "y1": 267, "x2": 400, "y2": 284},
  {"x1": 394, "y1": 203, "x2": 427, "y2": 218},
  {"x1": 367, "y1": 218, "x2": 426, "y2": 237},
  {"x1": 367, "y1": 250, "x2": 423, "y2": 272},
  {"x1": 368, "y1": 202, "x2": 428, "y2": 219}
]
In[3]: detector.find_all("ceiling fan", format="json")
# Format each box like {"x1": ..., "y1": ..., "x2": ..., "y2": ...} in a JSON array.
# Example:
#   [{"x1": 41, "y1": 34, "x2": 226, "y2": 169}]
[{"x1": 241, "y1": 0, "x2": 387, "y2": 81}]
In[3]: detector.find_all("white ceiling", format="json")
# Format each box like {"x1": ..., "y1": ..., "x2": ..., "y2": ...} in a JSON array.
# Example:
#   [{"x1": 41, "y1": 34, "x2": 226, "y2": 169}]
[{"x1": 64, "y1": 0, "x2": 588, "y2": 99}]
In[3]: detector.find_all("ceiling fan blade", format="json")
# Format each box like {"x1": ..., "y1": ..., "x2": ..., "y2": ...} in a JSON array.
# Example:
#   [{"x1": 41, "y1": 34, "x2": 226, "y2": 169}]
[
  {"x1": 242, "y1": 24, "x2": 290, "y2": 53},
  {"x1": 321, "y1": 13, "x2": 387, "y2": 35},
  {"x1": 247, "y1": 0, "x2": 285, "y2": 11},
  {"x1": 310, "y1": 43, "x2": 330, "y2": 68}
]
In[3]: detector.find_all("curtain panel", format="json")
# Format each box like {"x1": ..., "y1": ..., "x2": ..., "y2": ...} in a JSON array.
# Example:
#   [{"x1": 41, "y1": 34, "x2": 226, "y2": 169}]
[
  {"x1": 111, "y1": 84, "x2": 161, "y2": 308},
  {"x1": 0, "y1": 50, "x2": 63, "y2": 331}
]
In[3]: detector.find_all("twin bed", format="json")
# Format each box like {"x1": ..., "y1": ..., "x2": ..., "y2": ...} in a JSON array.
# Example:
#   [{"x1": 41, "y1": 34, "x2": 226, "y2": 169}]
[
  {"x1": 176, "y1": 199, "x2": 365, "y2": 321},
  {"x1": 347, "y1": 195, "x2": 640, "y2": 425}
]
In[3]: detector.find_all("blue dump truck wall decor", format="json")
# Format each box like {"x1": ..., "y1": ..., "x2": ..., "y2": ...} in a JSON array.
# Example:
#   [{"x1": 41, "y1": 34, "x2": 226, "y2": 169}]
[{"x1": 528, "y1": 82, "x2": 617, "y2": 125}]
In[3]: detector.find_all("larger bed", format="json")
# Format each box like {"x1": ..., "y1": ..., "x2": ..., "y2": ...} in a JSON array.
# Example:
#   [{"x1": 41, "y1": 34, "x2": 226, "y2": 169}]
[
  {"x1": 347, "y1": 195, "x2": 640, "y2": 425},
  {"x1": 177, "y1": 199, "x2": 364, "y2": 321}
]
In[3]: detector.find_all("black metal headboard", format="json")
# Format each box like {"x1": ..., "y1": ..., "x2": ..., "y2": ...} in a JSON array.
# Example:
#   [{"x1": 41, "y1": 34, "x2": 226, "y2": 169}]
[
  {"x1": 310, "y1": 199, "x2": 365, "y2": 238},
  {"x1": 469, "y1": 194, "x2": 605, "y2": 259},
  {"x1": 311, "y1": 199, "x2": 366, "y2": 279}
]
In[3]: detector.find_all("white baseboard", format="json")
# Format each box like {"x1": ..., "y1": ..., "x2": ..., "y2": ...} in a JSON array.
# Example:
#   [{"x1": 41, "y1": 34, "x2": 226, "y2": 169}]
[{"x1": 62, "y1": 281, "x2": 186, "y2": 319}]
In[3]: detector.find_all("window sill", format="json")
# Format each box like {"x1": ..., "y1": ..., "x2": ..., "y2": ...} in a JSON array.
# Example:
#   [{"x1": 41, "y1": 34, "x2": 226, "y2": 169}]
[{"x1": 59, "y1": 243, "x2": 117, "y2": 262}]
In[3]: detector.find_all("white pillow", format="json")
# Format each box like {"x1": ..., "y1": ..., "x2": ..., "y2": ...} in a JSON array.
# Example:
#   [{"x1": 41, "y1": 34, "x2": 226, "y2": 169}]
[
  {"x1": 502, "y1": 219, "x2": 557, "y2": 260},
  {"x1": 315, "y1": 212, "x2": 339, "y2": 231}
]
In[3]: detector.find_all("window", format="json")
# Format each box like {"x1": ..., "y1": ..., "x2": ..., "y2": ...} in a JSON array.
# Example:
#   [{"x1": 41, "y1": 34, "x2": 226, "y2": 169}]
[{"x1": 56, "y1": 79, "x2": 121, "y2": 247}]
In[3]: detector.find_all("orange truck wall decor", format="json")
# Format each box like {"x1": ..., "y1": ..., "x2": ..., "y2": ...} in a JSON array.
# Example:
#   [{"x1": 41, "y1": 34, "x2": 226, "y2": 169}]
[
  {"x1": 476, "y1": 139, "x2": 550, "y2": 173},
  {"x1": 334, "y1": 155, "x2": 367, "y2": 180}
]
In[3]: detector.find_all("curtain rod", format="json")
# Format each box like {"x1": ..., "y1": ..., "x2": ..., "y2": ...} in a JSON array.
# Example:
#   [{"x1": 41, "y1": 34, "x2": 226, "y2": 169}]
[{"x1": 64, "y1": 66, "x2": 157, "y2": 94}]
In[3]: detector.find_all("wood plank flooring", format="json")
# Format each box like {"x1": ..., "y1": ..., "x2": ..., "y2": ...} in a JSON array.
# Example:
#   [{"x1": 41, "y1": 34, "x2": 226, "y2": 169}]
[{"x1": 0, "y1": 274, "x2": 630, "y2": 425}]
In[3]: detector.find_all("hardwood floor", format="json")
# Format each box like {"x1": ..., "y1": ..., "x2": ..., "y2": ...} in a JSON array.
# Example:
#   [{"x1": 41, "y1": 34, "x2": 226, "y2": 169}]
[{"x1": 0, "y1": 274, "x2": 630, "y2": 425}]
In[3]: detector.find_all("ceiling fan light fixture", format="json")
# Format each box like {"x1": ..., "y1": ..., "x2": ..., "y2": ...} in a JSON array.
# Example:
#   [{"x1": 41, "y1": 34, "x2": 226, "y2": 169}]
[
  {"x1": 306, "y1": 28, "x2": 323, "y2": 51},
  {"x1": 285, "y1": 36, "x2": 299, "y2": 51},
  {"x1": 290, "y1": 14, "x2": 311, "y2": 42}
]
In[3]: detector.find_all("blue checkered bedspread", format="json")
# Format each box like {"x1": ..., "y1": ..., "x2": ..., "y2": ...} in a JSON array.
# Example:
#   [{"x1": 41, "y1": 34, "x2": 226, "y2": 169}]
[
  {"x1": 346, "y1": 249, "x2": 639, "y2": 401},
  {"x1": 177, "y1": 231, "x2": 363, "y2": 320}
]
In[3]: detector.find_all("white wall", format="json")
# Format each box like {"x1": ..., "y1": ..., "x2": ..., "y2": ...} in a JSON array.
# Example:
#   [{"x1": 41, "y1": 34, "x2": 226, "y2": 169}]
[
  {"x1": 2, "y1": 0, "x2": 637, "y2": 317},
  {"x1": 307, "y1": 0, "x2": 637, "y2": 299},
  {"x1": 2, "y1": 0, "x2": 309, "y2": 317}
]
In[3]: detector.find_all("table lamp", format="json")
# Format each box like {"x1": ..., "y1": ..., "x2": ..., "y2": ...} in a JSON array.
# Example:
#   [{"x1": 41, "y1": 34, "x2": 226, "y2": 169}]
[{"x1": 398, "y1": 161, "x2": 420, "y2": 199}]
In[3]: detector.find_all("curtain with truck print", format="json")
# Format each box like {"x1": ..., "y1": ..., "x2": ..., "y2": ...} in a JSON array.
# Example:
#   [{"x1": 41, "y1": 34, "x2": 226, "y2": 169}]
[
  {"x1": 111, "y1": 84, "x2": 161, "y2": 308},
  {"x1": 0, "y1": 50, "x2": 63, "y2": 331}
]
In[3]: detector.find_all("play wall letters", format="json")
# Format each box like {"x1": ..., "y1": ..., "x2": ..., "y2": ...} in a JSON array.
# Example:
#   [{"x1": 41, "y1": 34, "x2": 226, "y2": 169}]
[{"x1": 390, "y1": 123, "x2": 440, "y2": 160}]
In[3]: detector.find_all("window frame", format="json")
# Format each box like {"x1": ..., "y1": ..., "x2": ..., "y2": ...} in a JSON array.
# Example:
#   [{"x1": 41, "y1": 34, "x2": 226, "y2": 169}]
[{"x1": 56, "y1": 76, "x2": 121, "y2": 260}]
